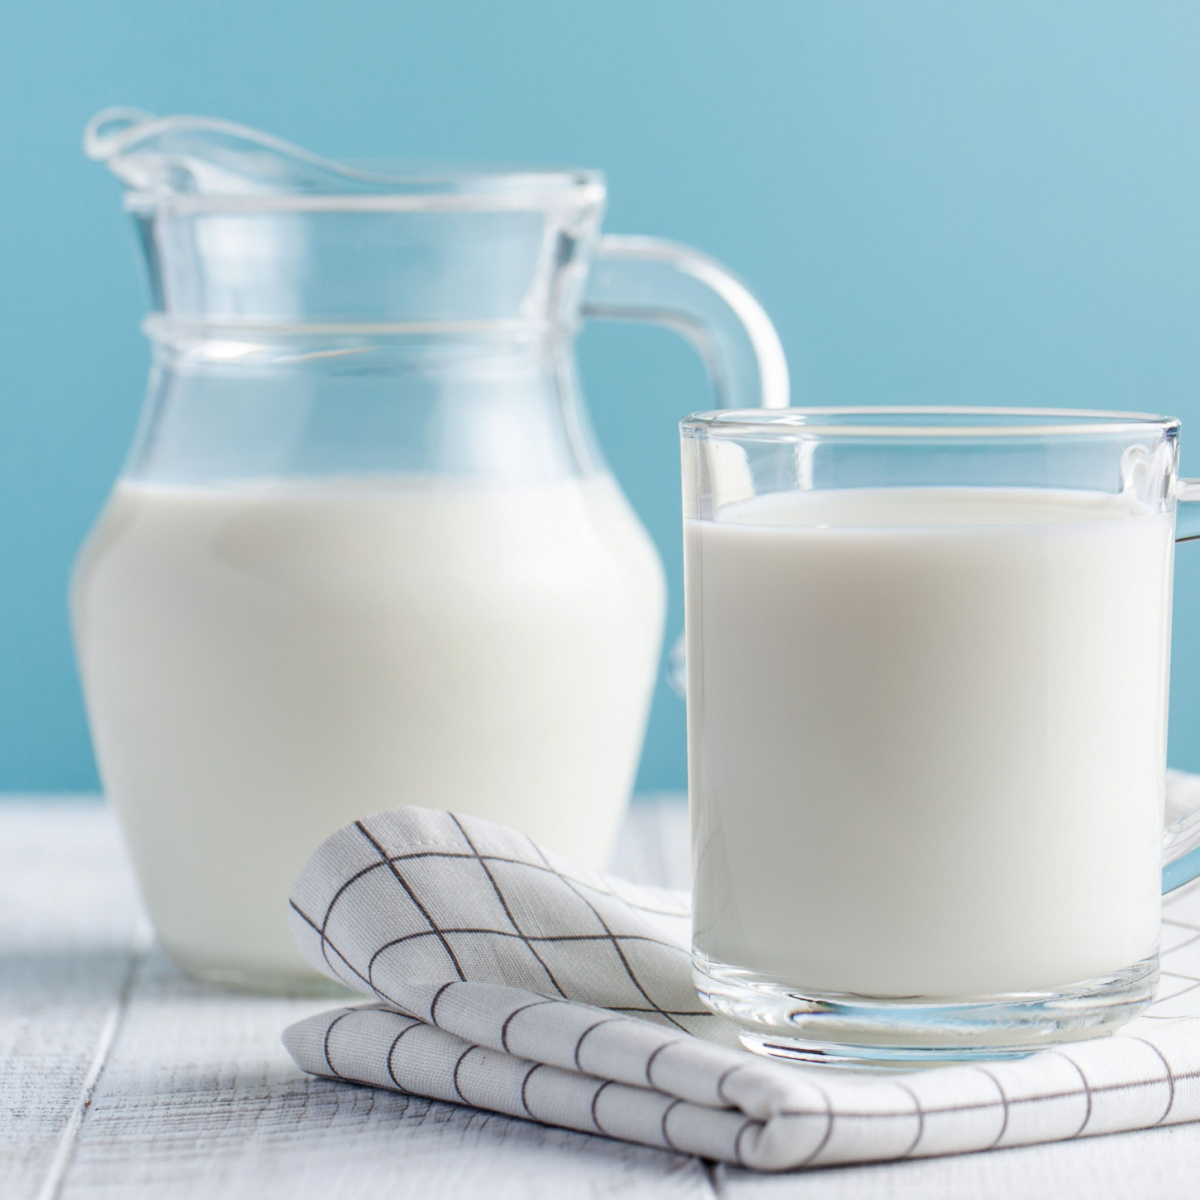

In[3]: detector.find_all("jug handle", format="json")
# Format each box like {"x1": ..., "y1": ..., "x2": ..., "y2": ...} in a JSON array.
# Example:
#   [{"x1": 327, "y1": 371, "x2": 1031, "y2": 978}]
[
  {"x1": 1164, "y1": 479, "x2": 1200, "y2": 892},
  {"x1": 581, "y1": 235, "x2": 790, "y2": 410}
]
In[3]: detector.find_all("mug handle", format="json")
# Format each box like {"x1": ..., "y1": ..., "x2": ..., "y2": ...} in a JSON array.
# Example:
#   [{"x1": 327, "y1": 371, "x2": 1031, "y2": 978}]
[
  {"x1": 1165, "y1": 479, "x2": 1200, "y2": 892},
  {"x1": 581, "y1": 235, "x2": 790, "y2": 410}
]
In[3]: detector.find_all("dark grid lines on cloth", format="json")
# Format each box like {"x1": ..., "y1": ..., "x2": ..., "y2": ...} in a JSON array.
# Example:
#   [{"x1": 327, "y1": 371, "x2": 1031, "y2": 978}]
[
  {"x1": 288, "y1": 806, "x2": 707, "y2": 1027},
  {"x1": 287, "y1": 996, "x2": 1200, "y2": 1169}
]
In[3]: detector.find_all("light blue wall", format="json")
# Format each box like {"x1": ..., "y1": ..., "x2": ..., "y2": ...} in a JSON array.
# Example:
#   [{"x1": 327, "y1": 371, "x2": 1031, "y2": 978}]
[{"x1": 4, "y1": 1, "x2": 1200, "y2": 791}]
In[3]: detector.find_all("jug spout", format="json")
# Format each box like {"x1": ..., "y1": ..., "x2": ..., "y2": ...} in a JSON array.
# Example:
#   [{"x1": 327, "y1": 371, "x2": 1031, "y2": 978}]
[
  {"x1": 84, "y1": 108, "x2": 607, "y2": 328},
  {"x1": 84, "y1": 107, "x2": 530, "y2": 199},
  {"x1": 84, "y1": 107, "x2": 386, "y2": 196}
]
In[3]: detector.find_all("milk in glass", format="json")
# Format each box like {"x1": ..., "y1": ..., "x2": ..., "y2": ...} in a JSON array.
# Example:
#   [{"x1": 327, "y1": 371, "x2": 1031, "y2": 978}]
[
  {"x1": 686, "y1": 487, "x2": 1171, "y2": 998},
  {"x1": 74, "y1": 475, "x2": 664, "y2": 985}
]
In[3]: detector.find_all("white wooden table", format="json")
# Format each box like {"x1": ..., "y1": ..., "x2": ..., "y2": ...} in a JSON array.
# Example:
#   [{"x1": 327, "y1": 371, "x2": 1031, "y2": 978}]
[{"x1": 6, "y1": 796, "x2": 1200, "y2": 1199}]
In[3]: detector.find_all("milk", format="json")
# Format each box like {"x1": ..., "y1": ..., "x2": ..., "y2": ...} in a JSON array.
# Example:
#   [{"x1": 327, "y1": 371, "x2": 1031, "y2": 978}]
[
  {"x1": 686, "y1": 487, "x2": 1172, "y2": 998},
  {"x1": 73, "y1": 474, "x2": 664, "y2": 987}
]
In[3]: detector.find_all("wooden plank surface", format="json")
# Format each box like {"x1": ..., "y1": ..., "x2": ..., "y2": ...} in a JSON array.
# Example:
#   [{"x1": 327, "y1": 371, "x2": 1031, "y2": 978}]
[
  {"x1": 7, "y1": 795, "x2": 1200, "y2": 1199},
  {"x1": 0, "y1": 799, "x2": 143, "y2": 1200}
]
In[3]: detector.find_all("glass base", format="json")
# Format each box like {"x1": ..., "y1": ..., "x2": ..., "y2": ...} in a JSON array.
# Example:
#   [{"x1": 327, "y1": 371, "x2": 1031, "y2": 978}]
[{"x1": 693, "y1": 952, "x2": 1159, "y2": 1069}]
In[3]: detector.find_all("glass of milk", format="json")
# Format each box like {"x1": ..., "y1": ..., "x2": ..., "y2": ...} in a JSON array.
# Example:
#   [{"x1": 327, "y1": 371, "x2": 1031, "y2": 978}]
[
  {"x1": 70, "y1": 109, "x2": 788, "y2": 993},
  {"x1": 683, "y1": 407, "x2": 1200, "y2": 1065}
]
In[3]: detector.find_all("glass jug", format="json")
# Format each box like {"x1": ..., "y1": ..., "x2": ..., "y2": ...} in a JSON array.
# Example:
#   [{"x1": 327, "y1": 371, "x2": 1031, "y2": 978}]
[{"x1": 71, "y1": 109, "x2": 789, "y2": 992}]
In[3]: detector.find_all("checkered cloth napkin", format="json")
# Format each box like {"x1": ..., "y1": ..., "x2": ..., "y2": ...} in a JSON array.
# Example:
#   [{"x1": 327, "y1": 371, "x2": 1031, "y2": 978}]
[{"x1": 283, "y1": 799, "x2": 1200, "y2": 1172}]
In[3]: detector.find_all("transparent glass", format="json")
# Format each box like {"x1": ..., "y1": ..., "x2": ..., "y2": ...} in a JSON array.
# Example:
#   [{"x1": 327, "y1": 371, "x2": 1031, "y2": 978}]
[
  {"x1": 682, "y1": 407, "x2": 1200, "y2": 1066},
  {"x1": 70, "y1": 109, "x2": 788, "y2": 993}
]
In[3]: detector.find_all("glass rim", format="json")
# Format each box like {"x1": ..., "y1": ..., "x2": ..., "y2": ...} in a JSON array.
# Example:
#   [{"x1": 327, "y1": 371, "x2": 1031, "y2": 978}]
[
  {"x1": 681, "y1": 406, "x2": 1181, "y2": 439},
  {"x1": 124, "y1": 172, "x2": 605, "y2": 216}
]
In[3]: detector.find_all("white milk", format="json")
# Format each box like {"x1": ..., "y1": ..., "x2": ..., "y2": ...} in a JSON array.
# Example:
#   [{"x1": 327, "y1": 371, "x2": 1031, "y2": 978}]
[
  {"x1": 73, "y1": 475, "x2": 664, "y2": 987},
  {"x1": 686, "y1": 487, "x2": 1172, "y2": 998}
]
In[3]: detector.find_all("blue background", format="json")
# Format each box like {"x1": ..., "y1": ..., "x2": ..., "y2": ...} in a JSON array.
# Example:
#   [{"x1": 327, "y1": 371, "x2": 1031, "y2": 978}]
[{"x1": 4, "y1": 0, "x2": 1200, "y2": 792}]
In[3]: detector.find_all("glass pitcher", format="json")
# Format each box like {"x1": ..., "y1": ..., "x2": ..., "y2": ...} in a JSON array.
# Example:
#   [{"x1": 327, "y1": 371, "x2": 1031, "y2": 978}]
[{"x1": 71, "y1": 108, "x2": 789, "y2": 992}]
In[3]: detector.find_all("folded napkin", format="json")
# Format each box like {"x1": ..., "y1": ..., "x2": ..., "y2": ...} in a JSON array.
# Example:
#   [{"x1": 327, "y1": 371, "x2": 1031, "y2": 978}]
[{"x1": 283, "y1": 802, "x2": 1200, "y2": 1172}]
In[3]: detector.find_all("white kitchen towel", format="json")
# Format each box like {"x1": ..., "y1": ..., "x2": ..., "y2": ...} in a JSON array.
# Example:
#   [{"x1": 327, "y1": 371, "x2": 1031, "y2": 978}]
[{"x1": 283, "y1": 800, "x2": 1200, "y2": 1172}]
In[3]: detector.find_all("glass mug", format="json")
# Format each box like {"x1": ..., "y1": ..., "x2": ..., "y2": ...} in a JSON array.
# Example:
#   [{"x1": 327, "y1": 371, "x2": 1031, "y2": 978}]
[{"x1": 682, "y1": 407, "x2": 1200, "y2": 1066}]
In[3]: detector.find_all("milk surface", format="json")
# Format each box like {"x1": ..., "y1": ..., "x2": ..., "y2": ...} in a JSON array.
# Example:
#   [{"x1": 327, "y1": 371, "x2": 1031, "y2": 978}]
[
  {"x1": 686, "y1": 487, "x2": 1172, "y2": 997},
  {"x1": 73, "y1": 475, "x2": 664, "y2": 985}
]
